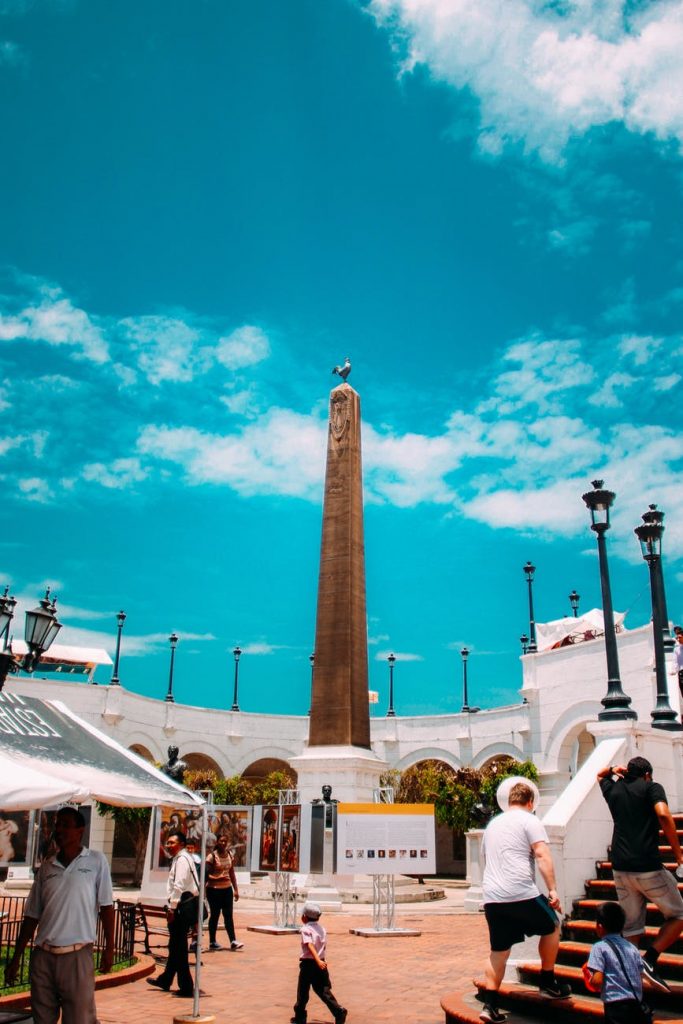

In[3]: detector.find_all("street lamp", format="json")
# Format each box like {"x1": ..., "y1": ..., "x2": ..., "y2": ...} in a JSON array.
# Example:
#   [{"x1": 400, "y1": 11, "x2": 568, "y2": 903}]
[
  {"x1": 582, "y1": 480, "x2": 636, "y2": 721},
  {"x1": 460, "y1": 646, "x2": 480, "y2": 713},
  {"x1": 634, "y1": 505, "x2": 681, "y2": 731},
  {"x1": 0, "y1": 588, "x2": 62, "y2": 692},
  {"x1": 110, "y1": 610, "x2": 126, "y2": 686},
  {"x1": 636, "y1": 505, "x2": 674, "y2": 652},
  {"x1": 461, "y1": 646, "x2": 470, "y2": 712},
  {"x1": 523, "y1": 562, "x2": 538, "y2": 653},
  {"x1": 308, "y1": 652, "x2": 314, "y2": 716},
  {"x1": 569, "y1": 590, "x2": 580, "y2": 617},
  {"x1": 387, "y1": 652, "x2": 396, "y2": 717},
  {"x1": 0, "y1": 585, "x2": 17, "y2": 646},
  {"x1": 519, "y1": 633, "x2": 529, "y2": 655},
  {"x1": 231, "y1": 645, "x2": 242, "y2": 711},
  {"x1": 165, "y1": 632, "x2": 178, "y2": 703}
]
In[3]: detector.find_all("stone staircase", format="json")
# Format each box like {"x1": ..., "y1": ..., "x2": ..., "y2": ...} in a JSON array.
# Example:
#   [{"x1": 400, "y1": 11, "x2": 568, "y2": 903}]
[{"x1": 442, "y1": 814, "x2": 683, "y2": 1023}]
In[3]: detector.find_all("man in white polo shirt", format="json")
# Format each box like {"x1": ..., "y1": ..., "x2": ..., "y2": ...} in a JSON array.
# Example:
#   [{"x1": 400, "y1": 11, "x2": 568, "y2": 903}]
[{"x1": 6, "y1": 805, "x2": 114, "y2": 1024}]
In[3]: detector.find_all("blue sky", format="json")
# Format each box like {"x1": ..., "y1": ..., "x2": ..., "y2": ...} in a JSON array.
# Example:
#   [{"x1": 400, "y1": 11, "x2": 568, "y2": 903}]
[{"x1": 1, "y1": 0, "x2": 682, "y2": 716}]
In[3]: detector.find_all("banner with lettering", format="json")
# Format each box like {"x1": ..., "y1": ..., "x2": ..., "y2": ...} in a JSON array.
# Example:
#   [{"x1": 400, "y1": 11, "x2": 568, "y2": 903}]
[{"x1": 0, "y1": 692, "x2": 203, "y2": 811}]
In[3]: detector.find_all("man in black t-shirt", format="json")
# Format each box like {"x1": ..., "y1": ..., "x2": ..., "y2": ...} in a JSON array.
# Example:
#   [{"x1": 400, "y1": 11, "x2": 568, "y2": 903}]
[{"x1": 598, "y1": 756, "x2": 683, "y2": 992}]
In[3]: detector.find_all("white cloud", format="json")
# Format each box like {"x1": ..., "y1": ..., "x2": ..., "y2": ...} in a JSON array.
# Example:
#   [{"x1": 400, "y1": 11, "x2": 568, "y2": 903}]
[
  {"x1": 375, "y1": 649, "x2": 424, "y2": 662},
  {"x1": 138, "y1": 409, "x2": 327, "y2": 499},
  {"x1": 216, "y1": 326, "x2": 270, "y2": 370},
  {"x1": 239, "y1": 642, "x2": 284, "y2": 655},
  {"x1": 118, "y1": 315, "x2": 209, "y2": 385},
  {"x1": 17, "y1": 477, "x2": 51, "y2": 502},
  {"x1": 369, "y1": 0, "x2": 683, "y2": 161},
  {"x1": 587, "y1": 371, "x2": 636, "y2": 408},
  {"x1": 82, "y1": 457, "x2": 147, "y2": 489},
  {"x1": 0, "y1": 287, "x2": 109, "y2": 363}
]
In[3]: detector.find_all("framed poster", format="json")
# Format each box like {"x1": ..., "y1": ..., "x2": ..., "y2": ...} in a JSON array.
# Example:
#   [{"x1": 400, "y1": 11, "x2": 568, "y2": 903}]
[
  {"x1": 33, "y1": 806, "x2": 92, "y2": 870},
  {"x1": 258, "y1": 806, "x2": 279, "y2": 870},
  {"x1": 0, "y1": 810, "x2": 32, "y2": 866},
  {"x1": 278, "y1": 805, "x2": 300, "y2": 872},
  {"x1": 336, "y1": 803, "x2": 436, "y2": 875},
  {"x1": 155, "y1": 805, "x2": 252, "y2": 869}
]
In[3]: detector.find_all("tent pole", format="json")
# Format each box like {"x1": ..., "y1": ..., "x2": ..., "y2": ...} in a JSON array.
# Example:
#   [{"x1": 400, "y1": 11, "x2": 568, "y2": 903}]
[{"x1": 192, "y1": 802, "x2": 208, "y2": 1019}]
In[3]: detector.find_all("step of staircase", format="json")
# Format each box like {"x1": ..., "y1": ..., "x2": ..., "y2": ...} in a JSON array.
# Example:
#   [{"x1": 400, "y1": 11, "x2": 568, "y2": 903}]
[
  {"x1": 558, "y1": 939, "x2": 683, "y2": 979},
  {"x1": 442, "y1": 813, "x2": 683, "y2": 1024},
  {"x1": 585, "y1": 877, "x2": 683, "y2": 900},
  {"x1": 572, "y1": 897, "x2": 683, "y2": 927},
  {"x1": 518, "y1": 962, "x2": 683, "y2": 1010},
  {"x1": 442, "y1": 983, "x2": 683, "y2": 1023}
]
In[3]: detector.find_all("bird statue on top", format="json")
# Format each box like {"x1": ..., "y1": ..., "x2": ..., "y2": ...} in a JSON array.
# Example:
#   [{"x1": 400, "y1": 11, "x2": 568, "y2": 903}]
[{"x1": 332, "y1": 356, "x2": 351, "y2": 381}]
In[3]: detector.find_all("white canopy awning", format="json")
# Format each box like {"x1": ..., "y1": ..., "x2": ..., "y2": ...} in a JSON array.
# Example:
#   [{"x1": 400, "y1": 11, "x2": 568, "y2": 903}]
[
  {"x1": 0, "y1": 691, "x2": 203, "y2": 811},
  {"x1": 535, "y1": 608, "x2": 626, "y2": 652}
]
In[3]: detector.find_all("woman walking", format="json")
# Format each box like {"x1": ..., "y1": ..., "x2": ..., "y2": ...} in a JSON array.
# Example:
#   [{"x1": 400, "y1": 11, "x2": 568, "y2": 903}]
[{"x1": 205, "y1": 831, "x2": 244, "y2": 951}]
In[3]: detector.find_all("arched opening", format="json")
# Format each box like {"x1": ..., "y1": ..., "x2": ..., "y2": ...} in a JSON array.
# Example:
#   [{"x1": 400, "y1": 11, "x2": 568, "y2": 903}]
[
  {"x1": 241, "y1": 757, "x2": 297, "y2": 784},
  {"x1": 129, "y1": 743, "x2": 154, "y2": 762},
  {"x1": 183, "y1": 752, "x2": 224, "y2": 777}
]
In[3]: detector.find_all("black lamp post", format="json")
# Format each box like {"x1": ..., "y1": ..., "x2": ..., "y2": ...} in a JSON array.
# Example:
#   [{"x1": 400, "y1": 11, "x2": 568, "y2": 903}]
[
  {"x1": 0, "y1": 585, "x2": 17, "y2": 646},
  {"x1": 569, "y1": 590, "x2": 580, "y2": 617},
  {"x1": 461, "y1": 646, "x2": 470, "y2": 712},
  {"x1": 110, "y1": 610, "x2": 126, "y2": 686},
  {"x1": 519, "y1": 633, "x2": 529, "y2": 655},
  {"x1": 634, "y1": 505, "x2": 681, "y2": 731},
  {"x1": 387, "y1": 652, "x2": 396, "y2": 717},
  {"x1": 231, "y1": 645, "x2": 242, "y2": 711},
  {"x1": 165, "y1": 632, "x2": 178, "y2": 703},
  {"x1": 0, "y1": 588, "x2": 62, "y2": 692},
  {"x1": 582, "y1": 480, "x2": 637, "y2": 721},
  {"x1": 523, "y1": 562, "x2": 538, "y2": 653},
  {"x1": 308, "y1": 652, "x2": 314, "y2": 716}
]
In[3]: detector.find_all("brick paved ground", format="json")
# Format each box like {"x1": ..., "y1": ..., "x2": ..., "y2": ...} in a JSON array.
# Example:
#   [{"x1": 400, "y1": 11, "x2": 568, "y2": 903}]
[{"x1": 96, "y1": 897, "x2": 489, "y2": 1024}]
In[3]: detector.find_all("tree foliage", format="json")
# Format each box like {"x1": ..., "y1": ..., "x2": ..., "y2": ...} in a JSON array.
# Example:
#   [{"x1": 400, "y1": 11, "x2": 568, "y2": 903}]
[
  {"x1": 95, "y1": 803, "x2": 151, "y2": 885},
  {"x1": 388, "y1": 757, "x2": 539, "y2": 832},
  {"x1": 183, "y1": 768, "x2": 296, "y2": 806}
]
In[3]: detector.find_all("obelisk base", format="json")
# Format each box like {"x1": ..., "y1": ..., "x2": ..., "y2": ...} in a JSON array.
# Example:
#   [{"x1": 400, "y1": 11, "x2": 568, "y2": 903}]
[{"x1": 290, "y1": 744, "x2": 387, "y2": 803}]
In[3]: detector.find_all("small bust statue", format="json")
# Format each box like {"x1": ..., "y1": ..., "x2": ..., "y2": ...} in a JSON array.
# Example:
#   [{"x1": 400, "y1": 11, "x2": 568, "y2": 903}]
[
  {"x1": 312, "y1": 784, "x2": 338, "y2": 827},
  {"x1": 162, "y1": 744, "x2": 187, "y2": 784}
]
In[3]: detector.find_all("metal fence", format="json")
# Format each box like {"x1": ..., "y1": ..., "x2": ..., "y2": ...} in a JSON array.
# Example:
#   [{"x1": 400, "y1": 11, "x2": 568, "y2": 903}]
[{"x1": 0, "y1": 895, "x2": 136, "y2": 992}]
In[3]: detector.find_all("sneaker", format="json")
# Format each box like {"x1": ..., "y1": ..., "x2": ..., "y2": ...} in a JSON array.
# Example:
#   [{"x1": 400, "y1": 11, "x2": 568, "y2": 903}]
[
  {"x1": 230, "y1": 940, "x2": 244, "y2": 950},
  {"x1": 189, "y1": 942, "x2": 198, "y2": 954},
  {"x1": 209, "y1": 942, "x2": 223, "y2": 951},
  {"x1": 539, "y1": 976, "x2": 572, "y2": 999},
  {"x1": 336, "y1": 1011, "x2": 348, "y2": 1024},
  {"x1": 642, "y1": 958, "x2": 671, "y2": 993},
  {"x1": 479, "y1": 1006, "x2": 507, "y2": 1023}
]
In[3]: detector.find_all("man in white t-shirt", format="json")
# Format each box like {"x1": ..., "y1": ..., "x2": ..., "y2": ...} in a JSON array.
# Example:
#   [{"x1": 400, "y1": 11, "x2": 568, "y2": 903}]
[{"x1": 477, "y1": 781, "x2": 570, "y2": 1023}]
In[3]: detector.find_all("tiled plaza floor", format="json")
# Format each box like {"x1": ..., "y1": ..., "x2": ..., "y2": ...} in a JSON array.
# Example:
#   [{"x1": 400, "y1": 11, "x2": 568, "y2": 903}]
[{"x1": 96, "y1": 898, "x2": 489, "y2": 1024}]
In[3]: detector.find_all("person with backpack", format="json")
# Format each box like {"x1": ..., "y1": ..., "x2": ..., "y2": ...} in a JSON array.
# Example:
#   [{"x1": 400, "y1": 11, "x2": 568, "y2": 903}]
[{"x1": 585, "y1": 901, "x2": 650, "y2": 1024}]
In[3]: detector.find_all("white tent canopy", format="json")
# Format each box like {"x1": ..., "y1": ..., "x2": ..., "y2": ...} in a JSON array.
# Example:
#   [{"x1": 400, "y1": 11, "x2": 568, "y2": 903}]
[
  {"x1": 535, "y1": 608, "x2": 627, "y2": 652},
  {"x1": 0, "y1": 691, "x2": 203, "y2": 811}
]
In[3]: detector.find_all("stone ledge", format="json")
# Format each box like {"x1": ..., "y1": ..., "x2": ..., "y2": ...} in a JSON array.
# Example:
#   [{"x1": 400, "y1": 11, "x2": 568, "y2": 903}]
[{"x1": 0, "y1": 953, "x2": 156, "y2": 1011}]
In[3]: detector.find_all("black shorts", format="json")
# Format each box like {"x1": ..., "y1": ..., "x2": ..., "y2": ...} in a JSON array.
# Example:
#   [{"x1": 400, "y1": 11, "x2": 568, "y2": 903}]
[{"x1": 484, "y1": 896, "x2": 558, "y2": 952}]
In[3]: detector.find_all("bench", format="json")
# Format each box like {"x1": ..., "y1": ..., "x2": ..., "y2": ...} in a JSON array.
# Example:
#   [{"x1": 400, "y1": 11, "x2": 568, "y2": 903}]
[{"x1": 119, "y1": 901, "x2": 168, "y2": 958}]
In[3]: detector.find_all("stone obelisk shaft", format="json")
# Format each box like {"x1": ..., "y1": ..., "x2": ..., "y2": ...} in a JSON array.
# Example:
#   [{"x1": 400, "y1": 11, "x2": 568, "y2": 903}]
[{"x1": 309, "y1": 383, "x2": 371, "y2": 749}]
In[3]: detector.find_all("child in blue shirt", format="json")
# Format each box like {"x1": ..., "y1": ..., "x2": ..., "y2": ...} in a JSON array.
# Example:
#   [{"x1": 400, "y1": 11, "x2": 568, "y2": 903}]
[{"x1": 586, "y1": 902, "x2": 647, "y2": 1024}]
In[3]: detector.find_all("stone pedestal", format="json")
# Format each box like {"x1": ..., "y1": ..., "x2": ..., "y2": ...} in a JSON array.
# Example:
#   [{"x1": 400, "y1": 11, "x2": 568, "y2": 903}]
[{"x1": 290, "y1": 744, "x2": 387, "y2": 804}]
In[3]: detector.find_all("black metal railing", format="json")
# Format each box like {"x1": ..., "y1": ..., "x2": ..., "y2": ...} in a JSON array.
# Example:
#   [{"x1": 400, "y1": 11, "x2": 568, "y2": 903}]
[{"x1": 0, "y1": 895, "x2": 136, "y2": 992}]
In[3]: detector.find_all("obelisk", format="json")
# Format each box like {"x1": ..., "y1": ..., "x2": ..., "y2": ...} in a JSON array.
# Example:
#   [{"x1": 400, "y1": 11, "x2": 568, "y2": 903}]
[
  {"x1": 290, "y1": 372, "x2": 386, "y2": 803},
  {"x1": 309, "y1": 382, "x2": 370, "y2": 747}
]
